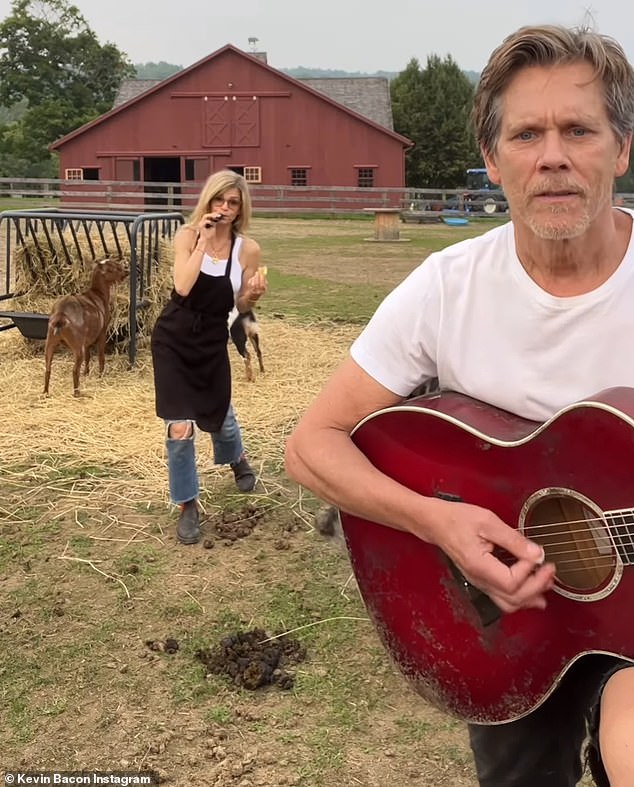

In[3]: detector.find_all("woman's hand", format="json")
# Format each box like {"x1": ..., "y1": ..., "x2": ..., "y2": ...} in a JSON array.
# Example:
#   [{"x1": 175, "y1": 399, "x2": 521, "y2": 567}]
[
  {"x1": 236, "y1": 239, "x2": 266, "y2": 312},
  {"x1": 243, "y1": 268, "x2": 267, "y2": 304},
  {"x1": 199, "y1": 212, "x2": 224, "y2": 234}
]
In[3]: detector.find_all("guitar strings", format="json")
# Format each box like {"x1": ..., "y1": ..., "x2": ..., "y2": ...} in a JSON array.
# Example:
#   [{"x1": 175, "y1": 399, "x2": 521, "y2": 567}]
[
  {"x1": 504, "y1": 516, "x2": 634, "y2": 547},
  {"x1": 522, "y1": 513, "x2": 634, "y2": 530},
  {"x1": 488, "y1": 511, "x2": 634, "y2": 568},
  {"x1": 494, "y1": 543, "x2": 624, "y2": 569}
]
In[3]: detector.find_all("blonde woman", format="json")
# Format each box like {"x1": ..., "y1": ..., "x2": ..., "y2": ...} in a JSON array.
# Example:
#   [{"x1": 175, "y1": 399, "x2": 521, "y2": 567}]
[{"x1": 151, "y1": 170, "x2": 267, "y2": 544}]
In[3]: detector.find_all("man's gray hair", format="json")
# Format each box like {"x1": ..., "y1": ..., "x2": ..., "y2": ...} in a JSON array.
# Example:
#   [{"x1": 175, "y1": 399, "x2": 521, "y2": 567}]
[{"x1": 472, "y1": 25, "x2": 634, "y2": 157}]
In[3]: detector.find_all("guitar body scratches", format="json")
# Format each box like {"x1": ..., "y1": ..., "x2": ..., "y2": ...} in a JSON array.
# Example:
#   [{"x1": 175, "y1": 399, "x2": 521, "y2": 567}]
[{"x1": 340, "y1": 387, "x2": 634, "y2": 724}]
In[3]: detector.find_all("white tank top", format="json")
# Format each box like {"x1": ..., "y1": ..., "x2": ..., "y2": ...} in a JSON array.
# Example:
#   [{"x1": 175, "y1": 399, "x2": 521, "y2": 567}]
[{"x1": 200, "y1": 235, "x2": 244, "y2": 297}]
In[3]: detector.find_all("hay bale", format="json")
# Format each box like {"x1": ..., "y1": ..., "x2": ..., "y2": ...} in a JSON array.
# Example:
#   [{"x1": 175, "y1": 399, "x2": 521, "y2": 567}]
[{"x1": 7, "y1": 228, "x2": 174, "y2": 348}]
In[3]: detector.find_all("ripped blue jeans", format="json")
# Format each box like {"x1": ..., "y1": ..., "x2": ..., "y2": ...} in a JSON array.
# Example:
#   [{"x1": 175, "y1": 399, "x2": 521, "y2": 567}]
[{"x1": 165, "y1": 403, "x2": 244, "y2": 504}]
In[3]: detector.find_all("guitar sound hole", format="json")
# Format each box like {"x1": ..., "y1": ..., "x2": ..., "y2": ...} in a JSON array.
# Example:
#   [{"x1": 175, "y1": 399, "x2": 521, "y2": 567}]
[{"x1": 523, "y1": 491, "x2": 616, "y2": 593}]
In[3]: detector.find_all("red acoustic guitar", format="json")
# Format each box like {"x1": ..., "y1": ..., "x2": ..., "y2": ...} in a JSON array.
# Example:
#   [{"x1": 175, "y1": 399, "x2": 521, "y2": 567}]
[{"x1": 339, "y1": 388, "x2": 634, "y2": 724}]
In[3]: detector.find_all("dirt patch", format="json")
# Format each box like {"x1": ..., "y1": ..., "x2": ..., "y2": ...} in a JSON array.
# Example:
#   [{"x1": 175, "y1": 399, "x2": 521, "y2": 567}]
[{"x1": 196, "y1": 628, "x2": 306, "y2": 690}]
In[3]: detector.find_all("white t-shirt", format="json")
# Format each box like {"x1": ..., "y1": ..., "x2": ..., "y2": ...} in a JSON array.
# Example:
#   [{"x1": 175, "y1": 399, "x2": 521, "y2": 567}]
[{"x1": 351, "y1": 209, "x2": 634, "y2": 422}]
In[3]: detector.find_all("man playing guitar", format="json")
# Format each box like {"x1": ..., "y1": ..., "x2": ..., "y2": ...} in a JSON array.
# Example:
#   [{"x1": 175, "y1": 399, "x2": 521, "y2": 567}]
[{"x1": 286, "y1": 23, "x2": 634, "y2": 787}]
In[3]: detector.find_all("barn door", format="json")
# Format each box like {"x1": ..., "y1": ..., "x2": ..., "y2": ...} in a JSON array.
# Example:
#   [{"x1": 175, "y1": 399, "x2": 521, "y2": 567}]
[
  {"x1": 114, "y1": 158, "x2": 141, "y2": 205},
  {"x1": 204, "y1": 99, "x2": 231, "y2": 147},
  {"x1": 115, "y1": 158, "x2": 140, "y2": 181},
  {"x1": 185, "y1": 158, "x2": 209, "y2": 181},
  {"x1": 233, "y1": 98, "x2": 259, "y2": 146},
  {"x1": 203, "y1": 97, "x2": 260, "y2": 147}
]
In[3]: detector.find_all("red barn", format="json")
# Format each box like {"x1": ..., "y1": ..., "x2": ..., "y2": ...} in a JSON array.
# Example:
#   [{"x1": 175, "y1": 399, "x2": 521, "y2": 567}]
[{"x1": 50, "y1": 44, "x2": 412, "y2": 209}]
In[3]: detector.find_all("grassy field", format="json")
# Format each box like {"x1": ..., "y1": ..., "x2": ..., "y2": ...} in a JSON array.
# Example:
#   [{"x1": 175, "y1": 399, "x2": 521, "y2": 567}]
[
  {"x1": 0, "y1": 213, "x2": 595, "y2": 786},
  {"x1": 0, "y1": 196, "x2": 60, "y2": 212}
]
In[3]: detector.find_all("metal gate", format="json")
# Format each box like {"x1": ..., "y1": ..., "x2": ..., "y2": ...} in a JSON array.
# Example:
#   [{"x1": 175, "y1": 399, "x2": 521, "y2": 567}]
[{"x1": 0, "y1": 208, "x2": 184, "y2": 364}]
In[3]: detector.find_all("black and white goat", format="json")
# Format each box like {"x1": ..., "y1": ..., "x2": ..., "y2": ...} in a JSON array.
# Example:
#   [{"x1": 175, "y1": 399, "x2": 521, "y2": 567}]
[{"x1": 228, "y1": 307, "x2": 265, "y2": 382}]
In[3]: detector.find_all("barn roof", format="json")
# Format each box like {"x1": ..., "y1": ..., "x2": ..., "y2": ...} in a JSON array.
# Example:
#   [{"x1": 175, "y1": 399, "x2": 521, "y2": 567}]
[
  {"x1": 300, "y1": 78, "x2": 393, "y2": 131},
  {"x1": 114, "y1": 79, "x2": 160, "y2": 106},
  {"x1": 113, "y1": 74, "x2": 394, "y2": 131},
  {"x1": 52, "y1": 44, "x2": 410, "y2": 150}
]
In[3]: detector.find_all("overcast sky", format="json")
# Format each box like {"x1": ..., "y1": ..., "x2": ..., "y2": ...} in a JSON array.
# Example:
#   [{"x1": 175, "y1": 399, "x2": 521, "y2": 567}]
[{"x1": 1, "y1": 0, "x2": 633, "y2": 74}]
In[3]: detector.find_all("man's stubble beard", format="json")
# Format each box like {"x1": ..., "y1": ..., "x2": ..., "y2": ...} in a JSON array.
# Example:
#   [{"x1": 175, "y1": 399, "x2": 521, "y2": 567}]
[
  {"x1": 524, "y1": 202, "x2": 592, "y2": 240},
  {"x1": 513, "y1": 178, "x2": 614, "y2": 241}
]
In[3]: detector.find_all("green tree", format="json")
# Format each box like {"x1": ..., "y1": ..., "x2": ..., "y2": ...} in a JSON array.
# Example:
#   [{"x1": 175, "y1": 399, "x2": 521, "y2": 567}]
[
  {"x1": 0, "y1": 0, "x2": 135, "y2": 176},
  {"x1": 392, "y1": 55, "x2": 480, "y2": 188},
  {"x1": 390, "y1": 58, "x2": 426, "y2": 187},
  {"x1": 0, "y1": 97, "x2": 27, "y2": 124}
]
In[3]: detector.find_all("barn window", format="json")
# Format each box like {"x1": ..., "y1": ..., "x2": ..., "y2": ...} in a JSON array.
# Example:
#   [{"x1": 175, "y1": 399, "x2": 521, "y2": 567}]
[
  {"x1": 82, "y1": 168, "x2": 99, "y2": 180},
  {"x1": 244, "y1": 166, "x2": 262, "y2": 183},
  {"x1": 65, "y1": 168, "x2": 83, "y2": 180},
  {"x1": 357, "y1": 168, "x2": 376, "y2": 188},
  {"x1": 290, "y1": 168, "x2": 308, "y2": 186}
]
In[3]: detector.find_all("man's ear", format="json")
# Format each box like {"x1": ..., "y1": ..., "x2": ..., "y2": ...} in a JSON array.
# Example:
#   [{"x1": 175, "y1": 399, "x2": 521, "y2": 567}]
[
  {"x1": 482, "y1": 148, "x2": 502, "y2": 187},
  {"x1": 615, "y1": 133, "x2": 632, "y2": 178}
]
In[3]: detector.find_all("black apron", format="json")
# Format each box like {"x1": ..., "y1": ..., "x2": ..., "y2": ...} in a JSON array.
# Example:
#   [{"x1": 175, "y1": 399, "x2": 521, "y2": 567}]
[{"x1": 151, "y1": 235, "x2": 237, "y2": 433}]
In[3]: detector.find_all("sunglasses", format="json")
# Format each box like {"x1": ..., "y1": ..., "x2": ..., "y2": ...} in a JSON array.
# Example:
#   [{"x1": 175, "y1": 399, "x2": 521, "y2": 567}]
[{"x1": 212, "y1": 197, "x2": 241, "y2": 209}]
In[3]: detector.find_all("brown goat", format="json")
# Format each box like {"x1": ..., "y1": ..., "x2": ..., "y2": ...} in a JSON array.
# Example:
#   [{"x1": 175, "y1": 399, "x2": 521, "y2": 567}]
[{"x1": 43, "y1": 259, "x2": 128, "y2": 396}]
